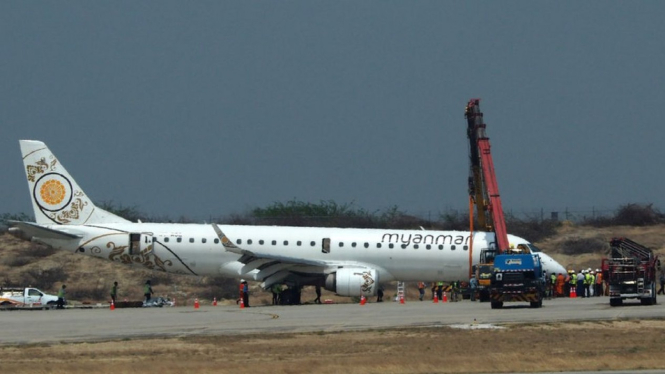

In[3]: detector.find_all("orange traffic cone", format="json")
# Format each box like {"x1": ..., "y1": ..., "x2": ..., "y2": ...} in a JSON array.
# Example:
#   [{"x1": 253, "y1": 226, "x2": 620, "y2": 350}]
[
  {"x1": 360, "y1": 295, "x2": 366, "y2": 305},
  {"x1": 240, "y1": 297, "x2": 245, "y2": 309},
  {"x1": 213, "y1": 297, "x2": 217, "y2": 306},
  {"x1": 433, "y1": 294, "x2": 439, "y2": 303},
  {"x1": 570, "y1": 286, "x2": 577, "y2": 298},
  {"x1": 400, "y1": 295, "x2": 405, "y2": 304},
  {"x1": 443, "y1": 292, "x2": 448, "y2": 302},
  {"x1": 194, "y1": 298, "x2": 200, "y2": 309},
  {"x1": 110, "y1": 300, "x2": 115, "y2": 310}
]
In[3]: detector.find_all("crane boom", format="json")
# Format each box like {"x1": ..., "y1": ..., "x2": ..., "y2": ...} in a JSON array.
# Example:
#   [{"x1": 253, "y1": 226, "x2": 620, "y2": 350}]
[
  {"x1": 465, "y1": 100, "x2": 489, "y2": 231},
  {"x1": 465, "y1": 99, "x2": 510, "y2": 254}
]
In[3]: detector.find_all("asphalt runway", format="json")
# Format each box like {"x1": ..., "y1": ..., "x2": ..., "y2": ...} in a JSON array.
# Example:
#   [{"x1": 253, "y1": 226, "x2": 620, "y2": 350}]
[{"x1": 2, "y1": 296, "x2": 665, "y2": 346}]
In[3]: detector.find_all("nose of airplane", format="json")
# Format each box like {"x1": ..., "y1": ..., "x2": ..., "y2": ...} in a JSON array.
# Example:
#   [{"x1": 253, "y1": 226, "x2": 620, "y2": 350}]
[{"x1": 539, "y1": 253, "x2": 567, "y2": 275}]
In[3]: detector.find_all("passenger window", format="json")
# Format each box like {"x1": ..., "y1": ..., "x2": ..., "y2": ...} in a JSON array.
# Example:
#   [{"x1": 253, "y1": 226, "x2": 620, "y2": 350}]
[
  {"x1": 310, "y1": 241, "x2": 315, "y2": 246},
  {"x1": 389, "y1": 244, "x2": 394, "y2": 249},
  {"x1": 259, "y1": 240, "x2": 264, "y2": 245},
  {"x1": 248, "y1": 239, "x2": 253, "y2": 245},
  {"x1": 463, "y1": 245, "x2": 469, "y2": 251},
  {"x1": 272, "y1": 240, "x2": 276, "y2": 245},
  {"x1": 283, "y1": 241, "x2": 288, "y2": 245},
  {"x1": 438, "y1": 245, "x2": 443, "y2": 250},
  {"x1": 451, "y1": 245, "x2": 456, "y2": 250},
  {"x1": 214, "y1": 238, "x2": 219, "y2": 244},
  {"x1": 352, "y1": 242, "x2": 357, "y2": 248},
  {"x1": 177, "y1": 238, "x2": 182, "y2": 243},
  {"x1": 364, "y1": 243, "x2": 369, "y2": 248},
  {"x1": 202, "y1": 238, "x2": 207, "y2": 244},
  {"x1": 414, "y1": 244, "x2": 419, "y2": 249},
  {"x1": 377, "y1": 243, "x2": 381, "y2": 248},
  {"x1": 297, "y1": 241, "x2": 302, "y2": 246},
  {"x1": 401, "y1": 244, "x2": 407, "y2": 249},
  {"x1": 339, "y1": 242, "x2": 344, "y2": 247},
  {"x1": 189, "y1": 238, "x2": 194, "y2": 243},
  {"x1": 164, "y1": 237, "x2": 169, "y2": 243},
  {"x1": 426, "y1": 244, "x2": 431, "y2": 250},
  {"x1": 236, "y1": 239, "x2": 242, "y2": 245}
]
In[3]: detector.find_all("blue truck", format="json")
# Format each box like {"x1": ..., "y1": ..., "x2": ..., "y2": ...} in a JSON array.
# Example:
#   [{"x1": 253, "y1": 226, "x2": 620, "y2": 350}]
[{"x1": 489, "y1": 253, "x2": 545, "y2": 309}]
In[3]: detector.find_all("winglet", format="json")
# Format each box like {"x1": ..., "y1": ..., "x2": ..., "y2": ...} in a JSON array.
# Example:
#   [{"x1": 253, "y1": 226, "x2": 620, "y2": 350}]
[{"x1": 211, "y1": 223, "x2": 242, "y2": 254}]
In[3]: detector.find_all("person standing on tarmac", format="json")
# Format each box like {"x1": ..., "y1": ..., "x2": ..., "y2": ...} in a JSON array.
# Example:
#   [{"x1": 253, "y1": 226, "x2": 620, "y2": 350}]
[
  {"x1": 241, "y1": 280, "x2": 250, "y2": 307},
  {"x1": 469, "y1": 276, "x2": 477, "y2": 301},
  {"x1": 144, "y1": 280, "x2": 153, "y2": 303},
  {"x1": 314, "y1": 285, "x2": 322, "y2": 304},
  {"x1": 569, "y1": 271, "x2": 576, "y2": 296},
  {"x1": 57, "y1": 284, "x2": 66, "y2": 309},
  {"x1": 417, "y1": 282, "x2": 426, "y2": 301},
  {"x1": 577, "y1": 270, "x2": 585, "y2": 298},
  {"x1": 271, "y1": 283, "x2": 282, "y2": 305},
  {"x1": 110, "y1": 281, "x2": 118, "y2": 304},
  {"x1": 376, "y1": 285, "x2": 384, "y2": 302},
  {"x1": 436, "y1": 281, "x2": 444, "y2": 301},
  {"x1": 595, "y1": 269, "x2": 603, "y2": 297},
  {"x1": 556, "y1": 273, "x2": 565, "y2": 297},
  {"x1": 658, "y1": 272, "x2": 665, "y2": 295},
  {"x1": 550, "y1": 272, "x2": 556, "y2": 298}
]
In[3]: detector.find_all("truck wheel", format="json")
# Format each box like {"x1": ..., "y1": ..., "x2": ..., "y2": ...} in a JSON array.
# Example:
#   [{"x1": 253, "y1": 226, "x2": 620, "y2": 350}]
[
  {"x1": 610, "y1": 298, "x2": 622, "y2": 307},
  {"x1": 490, "y1": 301, "x2": 503, "y2": 309},
  {"x1": 530, "y1": 299, "x2": 543, "y2": 308}
]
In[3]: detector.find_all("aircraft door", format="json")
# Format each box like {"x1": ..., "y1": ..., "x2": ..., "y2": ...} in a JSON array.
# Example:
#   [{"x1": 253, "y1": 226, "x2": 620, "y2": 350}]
[{"x1": 129, "y1": 233, "x2": 155, "y2": 255}]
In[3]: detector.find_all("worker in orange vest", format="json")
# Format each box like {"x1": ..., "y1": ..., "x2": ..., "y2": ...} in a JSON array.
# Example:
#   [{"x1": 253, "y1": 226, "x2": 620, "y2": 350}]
[
  {"x1": 595, "y1": 269, "x2": 603, "y2": 297},
  {"x1": 236, "y1": 280, "x2": 244, "y2": 305},
  {"x1": 556, "y1": 273, "x2": 565, "y2": 297}
]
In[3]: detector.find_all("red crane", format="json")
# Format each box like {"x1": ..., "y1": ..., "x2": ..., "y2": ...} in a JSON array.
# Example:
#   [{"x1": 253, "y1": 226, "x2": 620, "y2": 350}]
[{"x1": 465, "y1": 99, "x2": 510, "y2": 254}]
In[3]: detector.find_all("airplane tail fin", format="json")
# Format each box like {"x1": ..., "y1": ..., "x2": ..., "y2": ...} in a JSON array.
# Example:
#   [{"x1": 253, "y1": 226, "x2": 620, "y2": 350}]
[{"x1": 19, "y1": 140, "x2": 130, "y2": 225}]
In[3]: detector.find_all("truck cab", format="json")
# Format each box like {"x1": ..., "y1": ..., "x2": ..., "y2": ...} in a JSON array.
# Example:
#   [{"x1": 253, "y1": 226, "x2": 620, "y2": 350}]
[{"x1": 489, "y1": 253, "x2": 545, "y2": 309}]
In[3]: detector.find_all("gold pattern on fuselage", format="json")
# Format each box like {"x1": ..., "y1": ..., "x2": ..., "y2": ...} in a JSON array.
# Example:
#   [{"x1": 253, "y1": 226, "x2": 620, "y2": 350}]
[{"x1": 106, "y1": 242, "x2": 173, "y2": 272}]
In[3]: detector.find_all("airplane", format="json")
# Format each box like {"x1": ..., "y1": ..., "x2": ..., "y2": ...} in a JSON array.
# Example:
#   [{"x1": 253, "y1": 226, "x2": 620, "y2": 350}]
[{"x1": 9, "y1": 140, "x2": 567, "y2": 297}]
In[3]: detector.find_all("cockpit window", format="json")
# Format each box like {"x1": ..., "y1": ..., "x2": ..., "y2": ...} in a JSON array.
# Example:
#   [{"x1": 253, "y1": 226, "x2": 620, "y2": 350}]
[{"x1": 527, "y1": 243, "x2": 541, "y2": 253}]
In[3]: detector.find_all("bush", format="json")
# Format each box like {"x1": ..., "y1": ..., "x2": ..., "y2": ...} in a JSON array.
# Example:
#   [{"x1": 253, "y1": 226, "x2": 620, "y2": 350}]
[
  {"x1": 559, "y1": 237, "x2": 607, "y2": 255},
  {"x1": 613, "y1": 203, "x2": 663, "y2": 226}
]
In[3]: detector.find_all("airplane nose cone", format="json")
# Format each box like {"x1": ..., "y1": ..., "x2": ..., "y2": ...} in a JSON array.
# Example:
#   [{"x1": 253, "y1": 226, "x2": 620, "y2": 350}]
[{"x1": 540, "y1": 254, "x2": 567, "y2": 275}]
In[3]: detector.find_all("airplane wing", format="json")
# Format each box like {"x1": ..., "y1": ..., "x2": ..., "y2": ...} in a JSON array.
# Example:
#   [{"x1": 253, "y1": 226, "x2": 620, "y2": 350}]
[
  {"x1": 212, "y1": 223, "x2": 374, "y2": 289},
  {"x1": 8, "y1": 221, "x2": 84, "y2": 240}
]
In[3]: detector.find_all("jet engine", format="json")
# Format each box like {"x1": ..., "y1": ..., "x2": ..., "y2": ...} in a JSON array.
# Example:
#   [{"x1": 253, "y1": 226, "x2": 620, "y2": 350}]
[{"x1": 325, "y1": 268, "x2": 378, "y2": 297}]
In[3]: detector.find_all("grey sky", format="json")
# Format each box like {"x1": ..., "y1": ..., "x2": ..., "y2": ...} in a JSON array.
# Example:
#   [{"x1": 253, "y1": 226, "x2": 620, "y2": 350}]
[{"x1": 2, "y1": 2, "x2": 663, "y2": 221}]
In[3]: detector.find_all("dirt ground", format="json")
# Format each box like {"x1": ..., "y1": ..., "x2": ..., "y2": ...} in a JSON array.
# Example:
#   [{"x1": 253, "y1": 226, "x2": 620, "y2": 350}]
[{"x1": 2, "y1": 319, "x2": 665, "y2": 374}]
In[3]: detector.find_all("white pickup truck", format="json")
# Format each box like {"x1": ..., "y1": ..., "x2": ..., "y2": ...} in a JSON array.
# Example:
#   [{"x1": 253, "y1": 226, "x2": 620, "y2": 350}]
[{"x1": 0, "y1": 287, "x2": 60, "y2": 309}]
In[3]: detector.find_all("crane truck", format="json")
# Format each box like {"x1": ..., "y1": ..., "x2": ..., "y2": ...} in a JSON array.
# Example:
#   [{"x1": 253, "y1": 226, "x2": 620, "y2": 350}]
[
  {"x1": 465, "y1": 99, "x2": 545, "y2": 309},
  {"x1": 602, "y1": 238, "x2": 660, "y2": 306}
]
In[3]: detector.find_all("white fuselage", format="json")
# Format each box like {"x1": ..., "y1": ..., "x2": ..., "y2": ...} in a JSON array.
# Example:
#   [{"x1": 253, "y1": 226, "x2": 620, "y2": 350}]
[{"x1": 41, "y1": 222, "x2": 565, "y2": 283}]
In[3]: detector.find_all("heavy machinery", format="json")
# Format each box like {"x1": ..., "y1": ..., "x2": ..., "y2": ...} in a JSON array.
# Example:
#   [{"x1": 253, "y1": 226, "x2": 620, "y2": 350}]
[
  {"x1": 490, "y1": 251, "x2": 545, "y2": 308},
  {"x1": 602, "y1": 238, "x2": 660, "y2": 306},
  {"x1": 464, "y1": 99, "x2": 545, "y2": 308}
]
